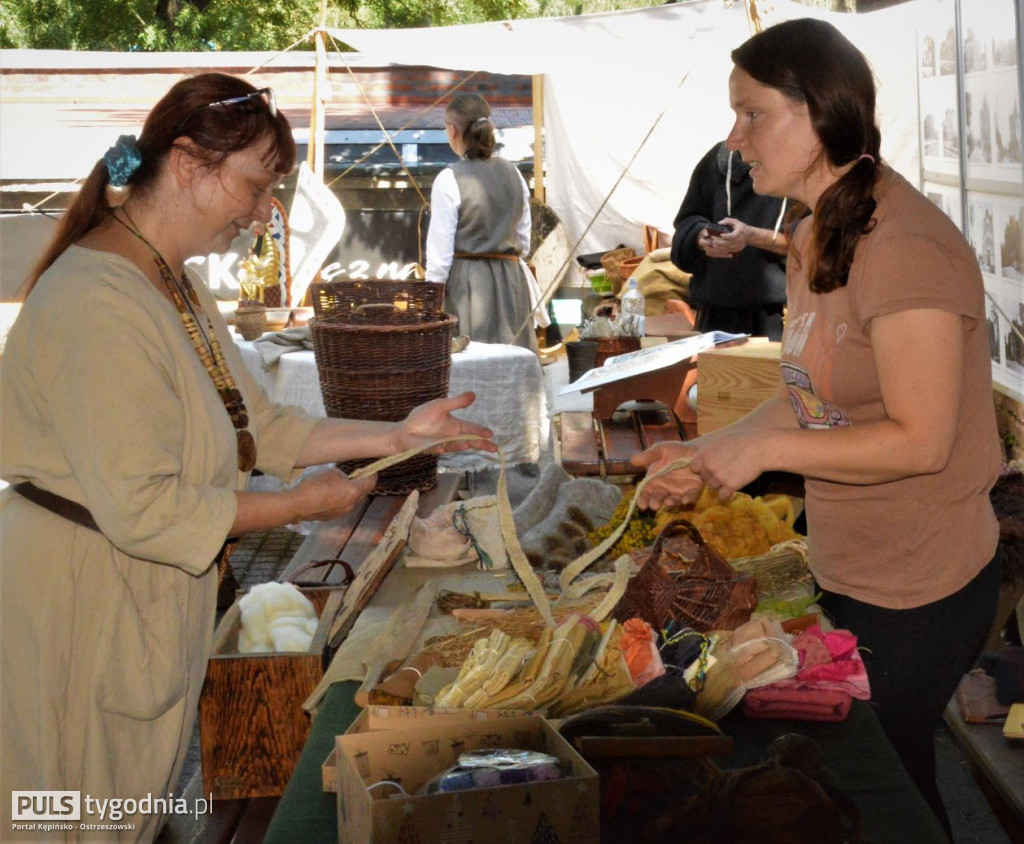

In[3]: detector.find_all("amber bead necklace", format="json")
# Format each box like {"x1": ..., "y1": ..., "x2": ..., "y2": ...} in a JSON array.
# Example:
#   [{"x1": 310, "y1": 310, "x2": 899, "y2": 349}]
[{"x1": 113, "y1": 208, "x2": 257, "y2": 472}]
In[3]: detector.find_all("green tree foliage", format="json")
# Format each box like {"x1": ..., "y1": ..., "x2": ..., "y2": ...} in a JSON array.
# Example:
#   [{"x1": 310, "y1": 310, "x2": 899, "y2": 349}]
[
  {"x1": 1, "y1": 0, "x2": 320, "y2": 51},
  {"x1": 1, "y1": 0, "x2": 670, "y2": 51}
]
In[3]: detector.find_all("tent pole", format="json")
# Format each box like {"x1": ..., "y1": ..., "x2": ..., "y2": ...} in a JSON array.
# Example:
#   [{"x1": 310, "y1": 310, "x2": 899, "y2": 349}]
[
  {"x1": 308, "y1": 0, "x2": 329, "y2": 175},
  {"x1": 747, "y1": 0, "x2": 766, "y2": 34},
  {"x1": 532, "y1": 74, "x2": 545, "y2": 203}
]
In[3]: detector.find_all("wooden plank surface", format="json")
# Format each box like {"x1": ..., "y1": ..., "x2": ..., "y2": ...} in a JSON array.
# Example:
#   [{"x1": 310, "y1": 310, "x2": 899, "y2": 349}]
[
  {"x1": 558, "y1": 411, "x2": 601, "y2": 476},
  {"x1": 560, "y1": 406, "x2": 685, "y2": 479},
  {"x1": 337, "y1": 494, "x2": 408, "y2": 568},
  {"x1": 635, "y1": 404, "x2": 686, "y2": 448},
  {"x1": 279, "y1": 501, "x2": 369, "y2": 583},
  {"x1": 598, "y1": 411, "x2": 644, "y2": 476},
  {"x1": 418, "y1": 472, "x2": 465, "y2": 514}
]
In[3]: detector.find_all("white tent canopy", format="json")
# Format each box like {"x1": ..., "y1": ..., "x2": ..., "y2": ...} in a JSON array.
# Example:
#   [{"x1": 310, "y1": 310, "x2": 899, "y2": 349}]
[{"x1": 326, "y1": 0, "x2": 923, "y2": 256}]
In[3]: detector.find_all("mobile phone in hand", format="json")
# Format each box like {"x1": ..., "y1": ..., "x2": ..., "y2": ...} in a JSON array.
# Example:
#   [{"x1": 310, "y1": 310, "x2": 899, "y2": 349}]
[{"x1": 705, "y1": 222, "x2": 733, "y2": 235}]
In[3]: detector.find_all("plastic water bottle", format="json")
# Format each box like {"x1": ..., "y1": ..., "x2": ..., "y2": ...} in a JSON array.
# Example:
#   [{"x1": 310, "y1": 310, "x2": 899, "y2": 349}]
[{"x1": 621, "y1": 277, "x2": 646, "y2": 337}]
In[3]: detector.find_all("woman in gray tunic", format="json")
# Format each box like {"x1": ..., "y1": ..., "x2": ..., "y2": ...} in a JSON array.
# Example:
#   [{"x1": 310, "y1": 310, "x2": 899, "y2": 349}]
[{"x1": 425, "y1": 94, "x2": 539, "y2": 353}]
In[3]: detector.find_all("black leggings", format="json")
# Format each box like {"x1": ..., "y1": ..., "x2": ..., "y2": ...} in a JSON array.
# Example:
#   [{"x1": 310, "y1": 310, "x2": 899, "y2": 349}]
[{"x1": 817, "y1": 549, "x2": 1001, "y2": 838}]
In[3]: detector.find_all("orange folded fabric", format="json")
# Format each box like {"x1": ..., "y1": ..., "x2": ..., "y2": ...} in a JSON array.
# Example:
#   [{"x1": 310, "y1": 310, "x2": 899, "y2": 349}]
[{"x1": 620, "y1": 618, "x2": 666, "y2": 687}]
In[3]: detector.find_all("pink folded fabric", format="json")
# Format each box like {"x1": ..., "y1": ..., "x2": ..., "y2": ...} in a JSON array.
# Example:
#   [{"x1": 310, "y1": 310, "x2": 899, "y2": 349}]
[
  {"x1": 791, "y1": 625, "x2": 871, "y2": 698},
  {"x1": 742, "y1": 685, "x2": 853, "y2": 722}
]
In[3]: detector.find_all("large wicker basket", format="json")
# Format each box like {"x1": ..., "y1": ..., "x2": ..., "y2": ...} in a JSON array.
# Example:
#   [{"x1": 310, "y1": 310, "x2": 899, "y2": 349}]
[
  {"x1": 310, "y1": 305, "x2": 457, "y2": 494},
  {"x1": 310, "y1": 280, "x2": 444, "y2": 319}
]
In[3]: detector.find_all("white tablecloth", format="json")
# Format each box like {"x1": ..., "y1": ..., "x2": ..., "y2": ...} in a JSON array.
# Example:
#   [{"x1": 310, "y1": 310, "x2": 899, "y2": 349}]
[{"x1": 232, "y1": 332, "x2": 548, "y2": 471}]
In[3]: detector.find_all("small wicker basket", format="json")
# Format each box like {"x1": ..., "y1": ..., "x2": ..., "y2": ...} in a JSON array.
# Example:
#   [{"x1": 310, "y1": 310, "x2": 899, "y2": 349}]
[
  {"x1": 310, "y1": 305, "x2": 456, "y2": 494},
  {"x1": 613, "y1": 519, "x2": 758, "y2": 633}
]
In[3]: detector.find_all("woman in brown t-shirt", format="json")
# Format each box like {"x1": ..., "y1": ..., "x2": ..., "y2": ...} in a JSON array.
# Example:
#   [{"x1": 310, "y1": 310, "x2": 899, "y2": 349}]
[{"x1": 633, "y1": 18, "x2": 1001, "y2": 836}]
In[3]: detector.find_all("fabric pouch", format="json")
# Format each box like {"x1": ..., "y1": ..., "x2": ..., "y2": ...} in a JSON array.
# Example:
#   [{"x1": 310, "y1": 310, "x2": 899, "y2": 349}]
[
  {"x1": 373, "y1": 650, "x2": 445, "y2": 701},
  {"x1": 955, "y1": 668, "x2": 1011, "y2": 723},
  {"x1": 725, "y1": 618, "x2": 799, "y2": 689},
  {"x1": 404, "y1": 495, "x2": 507, "y2": 570}
]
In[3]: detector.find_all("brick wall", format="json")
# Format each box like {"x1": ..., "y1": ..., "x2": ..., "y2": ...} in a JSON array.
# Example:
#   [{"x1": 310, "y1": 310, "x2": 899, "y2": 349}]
[{"x1": 1, "y1": 64, "x2": 532, "y2": 112}]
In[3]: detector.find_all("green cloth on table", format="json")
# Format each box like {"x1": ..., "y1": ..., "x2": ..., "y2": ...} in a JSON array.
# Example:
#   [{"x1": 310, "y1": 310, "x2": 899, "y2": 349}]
[
  {"x1": 264, "y1": 688, "x2": 947, "y2": 844},
  {"x1": 263, "y1": 681, "x2": 360, "y2": 843},
  {"x1": 719, "y1": 701, "x2": 947, "y2": 844}
]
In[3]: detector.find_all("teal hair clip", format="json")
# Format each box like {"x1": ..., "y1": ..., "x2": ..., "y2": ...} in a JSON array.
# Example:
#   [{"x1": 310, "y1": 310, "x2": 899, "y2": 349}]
[{"x1": 104, "y1": 135, "x2": 142, "y2": 187}]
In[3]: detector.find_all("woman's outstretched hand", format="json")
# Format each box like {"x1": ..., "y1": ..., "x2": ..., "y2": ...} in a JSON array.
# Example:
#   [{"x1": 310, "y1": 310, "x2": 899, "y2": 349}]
[
  {"x1": 632, "y1": 441, "x2": 703, "y2": 511},
  {"x1": 395, "y1": 391, "x2": 497, "y2": 455}
]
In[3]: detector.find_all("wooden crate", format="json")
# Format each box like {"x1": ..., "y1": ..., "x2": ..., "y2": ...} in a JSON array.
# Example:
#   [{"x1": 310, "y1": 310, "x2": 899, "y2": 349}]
[
  {"x1": 696, "y1": 339, "x2": 781, "y2": 435},
  {"x1": 199, "y1": 585, "x2": 345, "y2": 800}
]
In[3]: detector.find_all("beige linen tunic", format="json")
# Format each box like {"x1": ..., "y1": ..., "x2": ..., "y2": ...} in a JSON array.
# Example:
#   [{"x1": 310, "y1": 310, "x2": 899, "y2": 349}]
[{"x1": 1, "y1": 246, "x2": 318, "y2": 842}]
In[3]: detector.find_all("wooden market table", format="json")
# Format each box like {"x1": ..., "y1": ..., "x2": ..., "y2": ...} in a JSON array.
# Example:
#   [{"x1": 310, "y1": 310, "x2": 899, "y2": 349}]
[
  {"x1": 162, "y1": 469, "x2": 942, "y2": 844},
  {"x1": 254, "y1": 520, "x2": 944, "y2": 844}
]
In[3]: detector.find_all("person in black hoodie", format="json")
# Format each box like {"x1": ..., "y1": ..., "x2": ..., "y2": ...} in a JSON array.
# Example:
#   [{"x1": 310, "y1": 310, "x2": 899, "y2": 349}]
[{"x1": 671, "y1": 141, "x2": 793, "y2": 339}]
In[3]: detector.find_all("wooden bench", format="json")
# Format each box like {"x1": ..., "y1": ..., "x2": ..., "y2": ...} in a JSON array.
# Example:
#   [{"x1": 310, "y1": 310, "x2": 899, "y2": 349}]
[
  {"x1": 943, "y1": 698, "x2": 1024, "y2": 840},
  {"x1": 156, "y1": 473, "x2": 464, "y2": 844},
  {"x1": 555, "y1": 402, "x2": 689, "y2": 479}
]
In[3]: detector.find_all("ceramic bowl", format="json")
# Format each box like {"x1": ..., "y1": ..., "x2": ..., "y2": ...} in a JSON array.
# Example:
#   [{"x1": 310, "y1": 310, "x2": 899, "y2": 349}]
[{"x1": 264, "y1": 308, "x2": 291, "y2": 331}]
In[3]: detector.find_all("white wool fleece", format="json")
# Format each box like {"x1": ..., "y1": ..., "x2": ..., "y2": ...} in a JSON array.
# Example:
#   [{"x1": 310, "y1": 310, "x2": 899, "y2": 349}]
[{"x1": 237, "y1": 582, "x2": 318, "y2": 654}]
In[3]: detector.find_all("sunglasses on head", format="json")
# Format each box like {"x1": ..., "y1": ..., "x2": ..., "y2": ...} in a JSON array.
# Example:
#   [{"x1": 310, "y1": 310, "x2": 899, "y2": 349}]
[
  {"x1": 174, "y1": 87, "x2": 278, "y2": 138},
  {"x1": 206, "y1": 87, "x2": 278, "y2": 117}
]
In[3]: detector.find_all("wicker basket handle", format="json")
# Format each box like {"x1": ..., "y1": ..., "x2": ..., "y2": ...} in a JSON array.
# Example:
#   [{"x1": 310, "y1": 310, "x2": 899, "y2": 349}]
[
  {"x1": 651, "y1": 517, "x2": 732, "y2": 578},
  {"x1": 286, "y1": 558, "x2": 355, "y2": 588}
]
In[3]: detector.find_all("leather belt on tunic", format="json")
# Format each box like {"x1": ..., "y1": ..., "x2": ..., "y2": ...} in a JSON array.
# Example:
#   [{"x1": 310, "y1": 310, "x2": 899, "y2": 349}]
[
  {"x1": 12, "y1": 480, "x2": 239, "y2": 565},
  {"x1": 11, "y1": 481, "x2": 101, "y2": 532},
  {"x1": 454, "y1": 252, "x2": 520, "y2": 261}
]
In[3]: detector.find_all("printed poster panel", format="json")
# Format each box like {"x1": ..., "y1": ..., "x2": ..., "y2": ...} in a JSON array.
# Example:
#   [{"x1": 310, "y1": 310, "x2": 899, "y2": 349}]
[
  {"x1": 968, "y1": 191, "x2": 1024, "y2": 399},
  {"x1": 923, "y1": 180, "x2": 963, "y2": 230},
  {"x1": 917, "y1": 0, "x2": 961, "y2": 180},
  {"x1": 960, "y1": 0, "x2": 1023, "y2": 186},
  {"x1": 959, "y1": 0, "x2": 1023, "y2": 399}
]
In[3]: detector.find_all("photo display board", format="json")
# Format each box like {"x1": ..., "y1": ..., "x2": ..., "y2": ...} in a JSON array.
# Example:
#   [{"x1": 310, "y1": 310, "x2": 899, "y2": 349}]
[{"x1": 917, "y1": 0, "x2": 1024, "y2": 400}]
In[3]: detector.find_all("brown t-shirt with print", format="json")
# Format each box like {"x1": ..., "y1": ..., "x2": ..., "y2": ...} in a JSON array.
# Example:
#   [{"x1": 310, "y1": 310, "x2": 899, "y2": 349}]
[{"x1": 783, "y1": 168, "x2": 1000, "y2": 609}]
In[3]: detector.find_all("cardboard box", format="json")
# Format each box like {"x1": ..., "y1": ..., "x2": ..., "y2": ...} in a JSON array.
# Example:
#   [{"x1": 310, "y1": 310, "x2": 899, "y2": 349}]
[
  {"x1": 335, "y1": 716, "x2": 599, "y2": 843},
  {"x1": 199, "y1": 585, "x2": 345, "y2": 800},
  {"x1": 697, "y1": 338, "x2": 782, "y2": 435},
  {"x1": 323, "y1": 706, "x2": 527, "y2": 793}
]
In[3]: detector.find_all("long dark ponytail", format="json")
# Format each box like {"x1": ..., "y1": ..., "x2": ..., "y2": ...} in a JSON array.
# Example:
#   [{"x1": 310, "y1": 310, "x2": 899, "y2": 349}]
[
  {"x1": 732, "y1": 18, "x2": 880, "y2": 293},
  {"x1": 445, "y1": 93, "x2": 496, "y2": 161}
]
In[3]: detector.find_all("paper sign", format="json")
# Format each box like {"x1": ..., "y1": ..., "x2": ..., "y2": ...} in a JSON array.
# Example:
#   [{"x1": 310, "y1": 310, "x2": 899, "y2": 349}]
[{"x1": 288, "y1": 161, "x2": 346, "y2": 306}]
